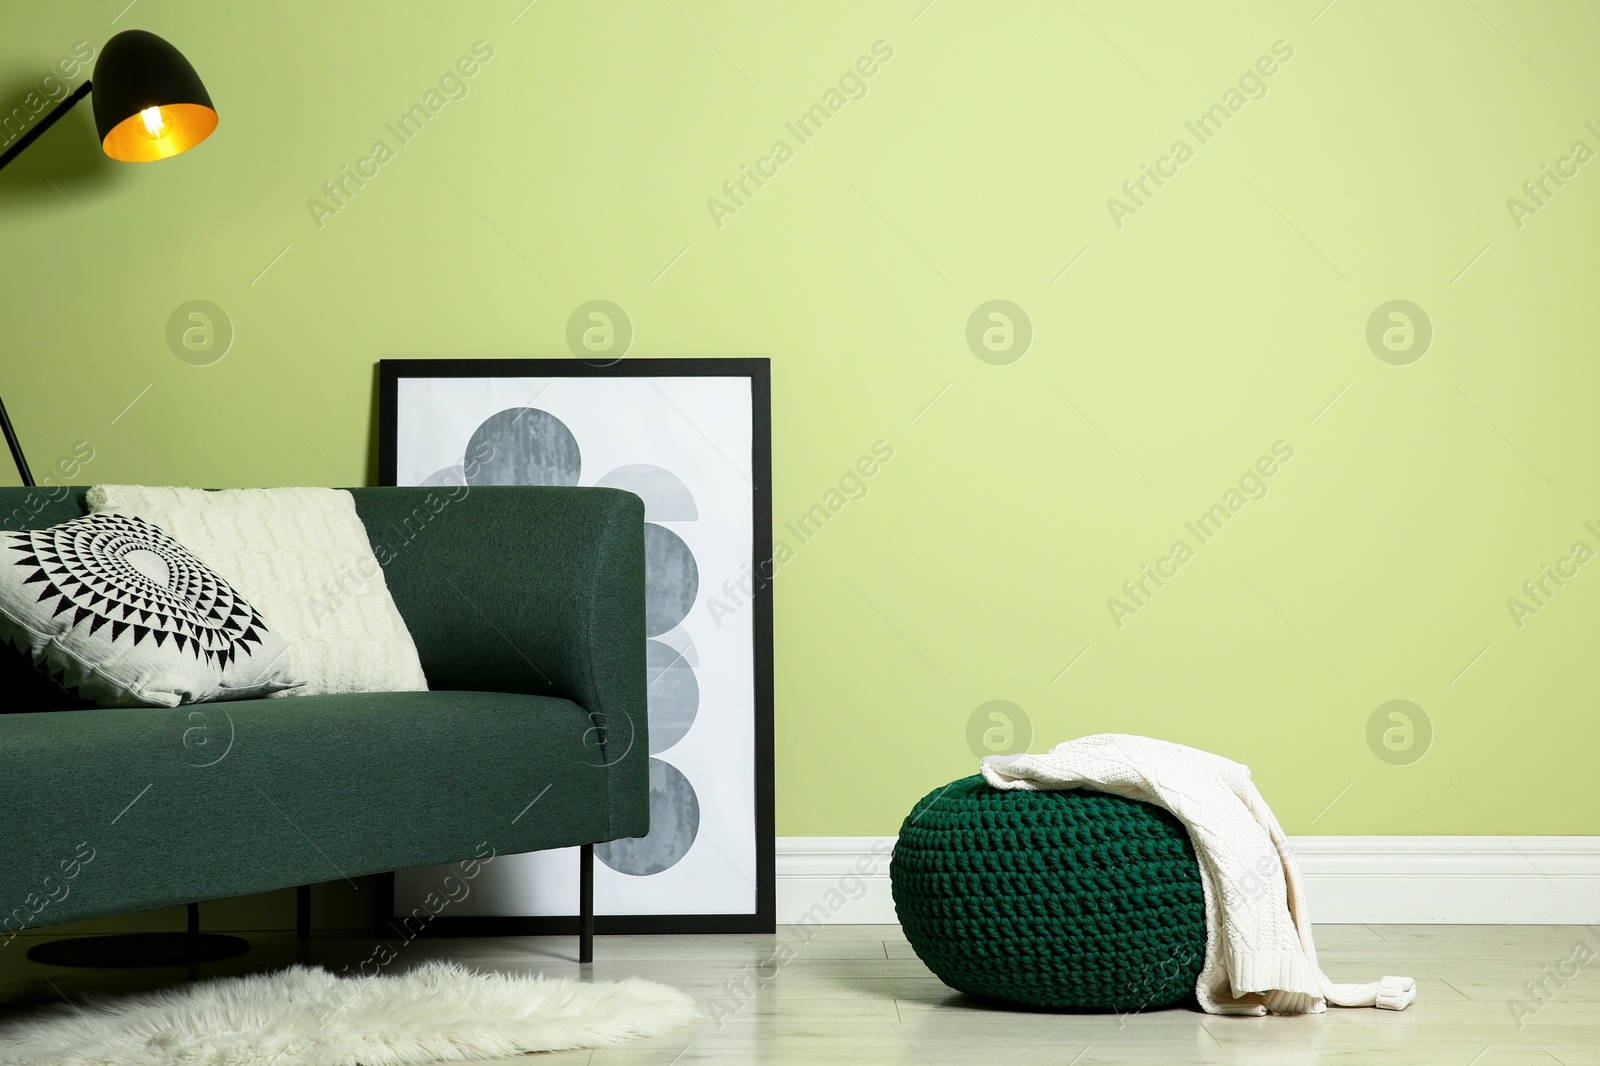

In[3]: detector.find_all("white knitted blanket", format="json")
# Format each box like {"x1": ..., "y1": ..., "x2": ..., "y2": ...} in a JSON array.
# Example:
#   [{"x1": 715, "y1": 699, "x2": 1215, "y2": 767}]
[{"x1": 981, "y1": 734, "x2": 1415, "y2": 1016}]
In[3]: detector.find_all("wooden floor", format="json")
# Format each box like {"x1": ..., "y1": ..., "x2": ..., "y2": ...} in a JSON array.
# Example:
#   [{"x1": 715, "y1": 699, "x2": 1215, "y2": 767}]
[{"x1": 4, "y1": 923, "x2": 1599, "y2": 1064}]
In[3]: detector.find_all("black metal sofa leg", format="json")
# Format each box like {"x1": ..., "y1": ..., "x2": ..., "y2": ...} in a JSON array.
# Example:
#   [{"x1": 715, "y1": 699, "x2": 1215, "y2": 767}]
[{"x1": 579, "y1": 843, "x2": 594, "y2": 964}]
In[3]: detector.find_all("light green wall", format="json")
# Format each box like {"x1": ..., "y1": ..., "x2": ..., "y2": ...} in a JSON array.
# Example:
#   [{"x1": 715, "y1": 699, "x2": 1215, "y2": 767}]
[{"x1": 3, "y1": 1, "x2": 1596, "y2": 842}]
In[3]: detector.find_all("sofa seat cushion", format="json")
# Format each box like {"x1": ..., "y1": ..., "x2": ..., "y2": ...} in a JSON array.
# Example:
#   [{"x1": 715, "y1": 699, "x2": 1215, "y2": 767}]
[{"x1": 0, "y1": 691, "x2": 613, "y2": 932}]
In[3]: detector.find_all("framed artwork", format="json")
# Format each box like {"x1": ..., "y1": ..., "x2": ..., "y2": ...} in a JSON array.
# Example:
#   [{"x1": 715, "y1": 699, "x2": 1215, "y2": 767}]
[{"x1": 377, "y1": 358, "x2": 774, "y2": 934}]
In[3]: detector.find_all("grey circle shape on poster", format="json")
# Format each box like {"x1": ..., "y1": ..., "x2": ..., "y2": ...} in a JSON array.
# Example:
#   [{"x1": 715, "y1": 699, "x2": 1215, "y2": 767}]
[
  {"x1": 966, "y1": 300, "x2": 1032, "y2": 365},
  {"x1": 646, "y1": 639, "x2": 699, "y2": 754},
  {"x1": 463, "y1": 408, "x2": 582, "y2": 486},
  {"x1": 1366, "y1": 300, "x2": 1432, "y2": 365},
  {"x1": 1366, "y1": 699, "x2": 1432, "y2": 766},
  {"x1": 166, "y1": 300, "x2": 234, "y2": 366},
  {"x1": 653, "y1": 624, "x2": 699, "y2": 667},
  {"x1": 965, "y1": 699, "x2": 1033, "y2": 758},
  {"x1": 595, "y1": 758, "x2": 699, "y2": 876},
  {"x1": 565, "y1": 300, "x2": 633, "y2": 363},
  {"x1": 595, "y1": 464, "x2": 698, "y2": 522},
  {"x1": 420, "y1": 465, "x2": 466, "y2": 488},
  {"x1": 644, "y1": 523, "x2": 698, "y2": 637}
]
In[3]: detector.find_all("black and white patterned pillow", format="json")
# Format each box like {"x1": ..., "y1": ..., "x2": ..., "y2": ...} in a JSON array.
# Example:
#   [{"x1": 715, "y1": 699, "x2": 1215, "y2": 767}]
[{"x1": 0, "y1": 513, "x2": 302, "y2": 708}]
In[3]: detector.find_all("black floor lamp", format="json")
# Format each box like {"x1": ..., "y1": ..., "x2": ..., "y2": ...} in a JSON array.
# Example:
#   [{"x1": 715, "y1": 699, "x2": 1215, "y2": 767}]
[
  {"x1": 0, "y1": 28, "x2": 218, "y2": 490},
  {"x1": 0, "y1": 397, "x2": 33, "y2": 487},
  {"x1": 2, "y1": 29, "x2": 241, "y2": 970}
]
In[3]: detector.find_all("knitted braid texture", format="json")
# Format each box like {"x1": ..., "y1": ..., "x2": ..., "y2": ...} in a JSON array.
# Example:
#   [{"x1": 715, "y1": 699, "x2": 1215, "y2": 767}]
[{"x1": 891, "y1": 775, "x2": 1206, "y2": 1011}]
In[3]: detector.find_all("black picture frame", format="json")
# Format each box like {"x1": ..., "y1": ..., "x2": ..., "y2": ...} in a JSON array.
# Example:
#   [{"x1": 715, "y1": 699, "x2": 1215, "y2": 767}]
[{"x1": 376, "y1": 357, "x2": 774, "y2": 936}]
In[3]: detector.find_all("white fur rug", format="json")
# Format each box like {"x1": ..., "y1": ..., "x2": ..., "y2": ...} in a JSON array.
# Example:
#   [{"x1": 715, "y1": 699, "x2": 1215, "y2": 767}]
[{"x1": 0, "y1": 962, "x2": 700, "y2": 1066}]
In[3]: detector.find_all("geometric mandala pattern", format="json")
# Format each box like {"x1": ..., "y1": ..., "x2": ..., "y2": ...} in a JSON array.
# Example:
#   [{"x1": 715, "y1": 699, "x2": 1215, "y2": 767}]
[
  {"x1": 0, "y1": 511, "x2": 303, "y2": 709},
  {"x1": 4, "y1": 513, "x2": 269, "y2": 669}
]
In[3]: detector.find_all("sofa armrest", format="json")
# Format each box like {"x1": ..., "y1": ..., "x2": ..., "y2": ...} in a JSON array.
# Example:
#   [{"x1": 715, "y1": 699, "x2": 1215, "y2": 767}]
[{"x1": 350, "y1": 486, "x2": 647, "y2": 838}]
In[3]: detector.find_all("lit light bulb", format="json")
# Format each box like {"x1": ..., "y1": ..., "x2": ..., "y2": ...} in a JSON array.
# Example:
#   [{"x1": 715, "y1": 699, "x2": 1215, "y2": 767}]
[{"x1": 139, "y1": 106, "x2": 165, "y2": 138}]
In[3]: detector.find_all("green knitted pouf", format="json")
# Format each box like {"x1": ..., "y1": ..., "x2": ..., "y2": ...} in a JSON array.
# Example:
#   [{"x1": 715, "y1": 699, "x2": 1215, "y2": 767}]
[{"x1": 891, "y1": 775, "x2": 1206, "y2": 1011}]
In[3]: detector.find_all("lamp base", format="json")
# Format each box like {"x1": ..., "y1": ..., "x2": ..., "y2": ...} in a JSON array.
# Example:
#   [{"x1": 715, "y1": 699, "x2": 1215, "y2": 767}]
[{"x1": 26, "y1": 932, "x2": 250, "y2": 968}]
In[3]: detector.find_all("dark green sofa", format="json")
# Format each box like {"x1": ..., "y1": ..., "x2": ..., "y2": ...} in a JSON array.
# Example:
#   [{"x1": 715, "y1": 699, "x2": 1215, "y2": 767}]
[{"x1": 0, "y1": 485, "x2": 648, "y2": 962}]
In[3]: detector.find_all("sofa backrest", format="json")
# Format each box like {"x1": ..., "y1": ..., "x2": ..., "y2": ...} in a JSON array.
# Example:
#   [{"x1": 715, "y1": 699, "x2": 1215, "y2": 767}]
[{"x1": 0, "y1": 484, "x2": 645, "y2": 709}]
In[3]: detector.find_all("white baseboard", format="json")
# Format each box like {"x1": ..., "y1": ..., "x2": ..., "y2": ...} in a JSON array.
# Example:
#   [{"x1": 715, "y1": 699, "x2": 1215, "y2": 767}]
[
  {"x1": 776, "y1": 836, "x2": 1600, "y2": 925},
  {"x1": 776, "y1": 838, "x2": 900, "y2": 926}
]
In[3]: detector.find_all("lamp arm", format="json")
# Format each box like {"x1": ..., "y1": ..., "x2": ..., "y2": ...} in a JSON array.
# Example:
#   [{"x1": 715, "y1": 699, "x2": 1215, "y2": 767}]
[
  {"x1": 0, "y1": 81, "x2": 95, "y2": 486},
  {"x1": 0, "y1": 395, "x2": 34, "y2": 488},
  {"x1": 0, "y1": 79, "x2": 93, "y2": 173}
]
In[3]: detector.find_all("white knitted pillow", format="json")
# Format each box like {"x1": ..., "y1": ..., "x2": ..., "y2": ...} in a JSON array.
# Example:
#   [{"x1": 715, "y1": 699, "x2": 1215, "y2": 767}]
[{"x1": 86, "y1": 486, "x2": 428, "y2": 697}]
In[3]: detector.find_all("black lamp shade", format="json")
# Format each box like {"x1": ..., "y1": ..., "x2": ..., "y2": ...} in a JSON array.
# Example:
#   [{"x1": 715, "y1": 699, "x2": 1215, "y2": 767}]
[{"x1": 91, "y1": 30, "x2": 217, "y2": 162}]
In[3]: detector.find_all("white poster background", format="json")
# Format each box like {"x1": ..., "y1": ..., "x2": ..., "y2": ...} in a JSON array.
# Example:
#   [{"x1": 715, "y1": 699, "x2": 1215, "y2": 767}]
[{"x1": 392, "y1": 375, "x2": 756, "y2": 916}]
